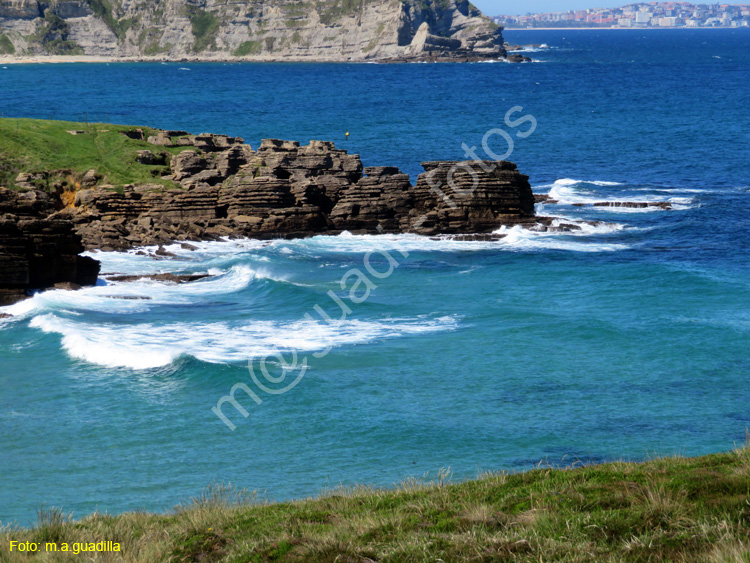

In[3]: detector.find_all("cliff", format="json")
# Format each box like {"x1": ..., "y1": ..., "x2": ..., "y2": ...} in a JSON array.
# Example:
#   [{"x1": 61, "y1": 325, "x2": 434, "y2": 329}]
[
  {"x1": 0, "y1": 119, "x2": 543, "y2": 303},
  {"x1": 59, "y1": 132, "x2": 537, "y2": 250},
  {"x1": 0, "y1": 187, "x2": 100, "y2": 306},
  {"x1": 1, "y1": 116, "x2": 649, "y2": 306},
  {"x1": 0, "y1": 0, "x2": 509, "y2": 61}
]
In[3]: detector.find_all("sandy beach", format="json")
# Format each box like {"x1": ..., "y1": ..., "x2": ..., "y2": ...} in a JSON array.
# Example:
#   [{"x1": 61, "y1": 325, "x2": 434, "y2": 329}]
[{"x1": 0, "y1": 55, "x2": 247, "y2": 65}]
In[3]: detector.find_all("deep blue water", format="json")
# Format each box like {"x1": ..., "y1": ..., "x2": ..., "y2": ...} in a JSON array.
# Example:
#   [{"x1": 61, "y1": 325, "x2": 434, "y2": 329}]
[{"x1": 1, "y1": 29, "x2": 749, "y2": 526}]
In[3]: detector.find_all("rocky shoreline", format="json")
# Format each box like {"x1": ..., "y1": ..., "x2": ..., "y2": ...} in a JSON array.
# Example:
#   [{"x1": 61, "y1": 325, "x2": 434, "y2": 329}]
[
  {"x1": 0, "y1": 188, "x2": 100, "y2": 306},
  {"x1": 3, "y1": 121, "x2": 675, "y2": 310},
  {"x1": 0, "y1": 123, "x2": 672, "y2": 307},
  {"x1": 12, "y1": 130, "x2": 543, "y2": 253},
  {"x1": 0, "y1": 125, "x2": 548, "y2": 305}
]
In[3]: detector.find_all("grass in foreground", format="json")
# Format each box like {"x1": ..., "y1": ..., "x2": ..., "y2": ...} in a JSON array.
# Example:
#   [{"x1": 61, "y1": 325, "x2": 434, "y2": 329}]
[
  {"x1": 0, "y1": 118, "x2": 187, "y2": 190},
  {"x1": 2, "y1": 443, "x2": 750, "y2": 562}
]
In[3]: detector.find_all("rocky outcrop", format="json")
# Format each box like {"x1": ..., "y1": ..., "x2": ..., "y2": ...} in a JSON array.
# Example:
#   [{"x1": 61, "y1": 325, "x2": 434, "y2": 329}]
[
  {"x1": 52, "y1": 127, "x2": 538, "y2": 250},
  {"x1": 0, "y1": 187, "x2": 100, "y2": 306},
  {"x1": 0, "y1": 0, "x2": 509, "y2": 62},
  {"x1": 0, "y1": 123, "x2": 541, "y2": 305},
  {"x1": 408, "y1": 160, "x2": 535, "y2": 234}
]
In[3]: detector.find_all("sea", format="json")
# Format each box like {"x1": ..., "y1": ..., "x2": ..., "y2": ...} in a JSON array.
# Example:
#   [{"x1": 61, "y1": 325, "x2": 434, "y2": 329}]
[{"x1": 1, "y1": 29, "x2": 749, "y2": 526}]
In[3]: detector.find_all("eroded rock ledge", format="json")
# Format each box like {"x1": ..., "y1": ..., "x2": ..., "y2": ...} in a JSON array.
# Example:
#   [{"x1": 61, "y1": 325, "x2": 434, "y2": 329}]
[
  {"x1": 0, "y1": 188, "x2": 100, "y2": 306},
  {"x1": 1, "y1": 127, "x2": 542, "y2": 305},
  {"x1": 61, "y1": 133, "x2": 537, "y2": 251}
]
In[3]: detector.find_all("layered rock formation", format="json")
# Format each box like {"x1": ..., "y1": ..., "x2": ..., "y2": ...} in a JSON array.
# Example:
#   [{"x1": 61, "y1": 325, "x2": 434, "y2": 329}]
[
  {"x1": 57, "y1": 130, "x2": 537, "y2": 250},
  {"x1": 0, "y1": 124, "x2": 541, "y2": 304},
  {"x1": 0, "y1": 0, "x2": 510, "y2": 61},
  {"x1": 0, "y1": 187, "x2": 100, "y2": 305}
]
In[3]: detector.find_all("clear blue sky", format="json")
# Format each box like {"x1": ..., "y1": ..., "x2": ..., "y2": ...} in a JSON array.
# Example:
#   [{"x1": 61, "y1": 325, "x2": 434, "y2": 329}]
[{"x1": 473, "y1": 1, "x2": 741, "y2": 16}]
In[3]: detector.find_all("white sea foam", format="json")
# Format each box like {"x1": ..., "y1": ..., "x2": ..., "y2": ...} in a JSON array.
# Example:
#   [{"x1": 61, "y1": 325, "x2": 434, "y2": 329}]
[
  {"x1": 542, "y1": 178, "x2": 695, "y2": 211},
  {"x1": 0, "y1": 264, "x2": 280, "y2": 320},
  {"x1": 515, "y1": 45, "x2": 551, "y2": 53},
  {"x1": 535, "y1": 178, "x2": 624, "y2": 191},
  {"x1": 491, "y1": 224, "x2": 627, "y2": 252},
  {"x1": 29, "y1": 313, "x2": 460, "y2": 369},
  {"x1": 1, "y1": 217, "x2": 635, "y2": 322},
  {"x1": 284, "y1": 228, "x2": 627, "y2": 254}
]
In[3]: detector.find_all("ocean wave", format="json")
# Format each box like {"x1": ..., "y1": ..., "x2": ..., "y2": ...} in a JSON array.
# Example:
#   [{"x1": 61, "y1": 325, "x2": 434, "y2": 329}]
[
  {"x1": 534, "y1": 178, "x2": 624, "y2": 190},
  {"x1": 87, "y1": 239, "x2": 274, "y2": 273},
  {"x1": 542, "y1": 178, "x2": 695, "y2": 211},
  {"x1": 28, "y1": 313, "x2": 460, "y2": 370},
  {"x1": 1, "y1": 222, "x2": 636, "y2": 322},
  {"x1": 515, "y1": 46, "x2": 552, "y2": 53},
  {"x1": 282, "y1": 229, "x2": 628, "y2": 254},
  {"x1": 492, "y1": 224, "x2": 628, "y2": 252},
  {"x1": 0, "y1": 265, "x2": 283, "y2": 320}
]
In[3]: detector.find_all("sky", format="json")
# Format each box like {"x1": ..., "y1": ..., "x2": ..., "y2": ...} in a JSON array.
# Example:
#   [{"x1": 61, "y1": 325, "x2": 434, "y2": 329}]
[{"x1": 472, "y1": 1, "x2": 741, "y2": 16}]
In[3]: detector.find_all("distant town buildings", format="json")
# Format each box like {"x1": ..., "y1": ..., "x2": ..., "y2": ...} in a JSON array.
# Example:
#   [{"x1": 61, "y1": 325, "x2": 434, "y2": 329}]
[{"x1": 494, "y1": 3, "x2": 750, "y2": 28}]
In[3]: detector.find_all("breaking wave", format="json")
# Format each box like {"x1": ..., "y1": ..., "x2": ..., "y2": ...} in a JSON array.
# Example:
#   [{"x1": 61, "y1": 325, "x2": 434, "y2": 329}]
[
  {"x1": 541, "y1": 178, "x2": 696, "y2": 211},
  {"x1": 29, "y1": 313, "x2": 460, "y2": 370}
]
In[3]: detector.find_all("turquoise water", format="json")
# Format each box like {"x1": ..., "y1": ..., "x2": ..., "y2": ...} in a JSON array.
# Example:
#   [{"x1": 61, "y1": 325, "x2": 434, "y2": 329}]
[{"x1": 1, "y1": 29, "x2": 749, "y2": 526}]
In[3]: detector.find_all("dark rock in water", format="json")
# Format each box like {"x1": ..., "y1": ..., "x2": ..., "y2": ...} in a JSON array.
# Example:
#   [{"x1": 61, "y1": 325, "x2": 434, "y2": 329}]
[
  {"x1": 0, "y1": 188, "x2": 101, "y2": 305},
  {"x1": 105, "y1": 273, "x2": 210, "y2": 284},
  {"x1": 566, "y1": 200, "x2": 672, "y2": 210},
  {"x1": 53, "y1": 282, "x2": 83, "y2": 291},
  {"x1": 534, "y1": 194, "x2": 558, "y2": 204},
  {"x1": 0, "y1": 313, "x2": 12, "y2": 319},
  {"x1": 506, "y1": 54, "x2": 531, "y2": 63},
  {"x1": 433, "y1": 233, "x2": 507, "y2": 242},
  {"x1": 155, "y1": 246, "x2": 178, "y2": 257},
  {"x1": 593, "y1": 201, "x2": 672, "y2": 210}
]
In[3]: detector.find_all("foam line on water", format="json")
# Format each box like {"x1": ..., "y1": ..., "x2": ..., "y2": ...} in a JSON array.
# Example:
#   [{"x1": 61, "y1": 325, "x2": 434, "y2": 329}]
[
  {"x1": 534, "y1": 178, "x2": 624, "y2": 190},
  {"x1": 0, "y1": 264, "x2": 279, "y2": 320},
  {"x1": 541, "y1": 178, "x2": 696, "y2": 211},
  {"x1": 29, "y1": 313, "x2": 461, "y2": 370},
  {"x1": 492, "y1": 225, "x2": 627, "y2": 252},
  {"x1": 276, "y1": 228, "x2": 629, "y2": 254}
]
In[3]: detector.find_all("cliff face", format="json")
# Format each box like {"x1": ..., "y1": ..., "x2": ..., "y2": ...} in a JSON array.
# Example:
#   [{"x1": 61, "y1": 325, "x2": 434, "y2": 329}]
[
  {"x1": 0, "y1": 187, "x2": 100, "y2": 306},
  {"x1": 0, "y1": 0, "x2": 506, "y2": 60},
  {"x1": 58, "y1": 131, "x2": 536, "y2": 250},
  {"x1": 0, "y1": 122, "x2": 539, "y2": 305}
]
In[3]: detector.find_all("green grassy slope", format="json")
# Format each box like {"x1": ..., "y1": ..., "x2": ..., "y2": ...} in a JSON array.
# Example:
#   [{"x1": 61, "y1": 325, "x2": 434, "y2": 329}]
[
  {"x1": 2, "y1": 445, "x2": 749, "y2": 562},
  {"x1": 0, "y1": 118, "x2": 187, "y2": 190}
]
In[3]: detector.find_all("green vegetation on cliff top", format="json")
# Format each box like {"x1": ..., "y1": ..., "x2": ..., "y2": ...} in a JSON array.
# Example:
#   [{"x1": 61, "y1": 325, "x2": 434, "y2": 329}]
[
  {"x1": 1, "y1": 444, "x2": 750, "y2": 562},
  {"x1": 0, "y1": 34, "x2": 15, "y2": 55},
  {"x1": 85, "y1": 0, "x2": 137, "y2": 41},
  {"x1": 187, "y1": 8, "x2": 220, "y2": 52},
  {"x1": 0, "y1": 118, "x2": 188, "y2": 190}
]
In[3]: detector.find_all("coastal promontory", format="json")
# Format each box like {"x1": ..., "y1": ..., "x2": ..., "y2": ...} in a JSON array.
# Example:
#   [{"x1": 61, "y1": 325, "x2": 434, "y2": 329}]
[
  {"x1": 0, "y1": 118, "x2": 542, "y2": 303},
  {"x1": 0, "y1": 0, "x2": 512, "y2": 62}
]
